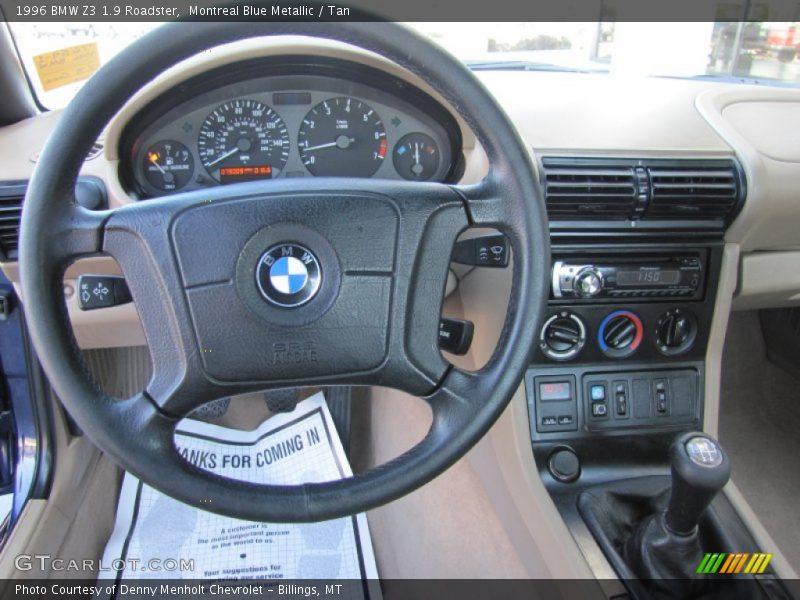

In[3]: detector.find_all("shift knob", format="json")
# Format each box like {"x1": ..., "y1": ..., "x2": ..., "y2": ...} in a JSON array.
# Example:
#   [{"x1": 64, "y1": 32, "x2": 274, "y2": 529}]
[{"x1": 665, "y1": 432, "x2": 731, "y2": 535}]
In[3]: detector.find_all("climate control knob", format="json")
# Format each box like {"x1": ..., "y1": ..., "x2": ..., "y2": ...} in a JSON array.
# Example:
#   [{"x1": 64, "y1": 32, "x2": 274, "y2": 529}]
[
  {"x1": 656, "y1": 308, "x2": 697, "y2": 355},
  {"x1": 598, "y1": 310, "x2": 643, "y2": 358},
  {"x1": 574, "y1": 268, "x2": 603, "y2": 297},
  {"x1": 540, "y1": 311, "x2": 587, "y2": 361}
]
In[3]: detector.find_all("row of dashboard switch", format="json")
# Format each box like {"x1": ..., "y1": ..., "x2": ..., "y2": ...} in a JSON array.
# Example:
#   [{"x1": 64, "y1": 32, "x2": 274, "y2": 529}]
[
  {"x1": 528, "y1": 368, "x2": 699, "y2": 439},
  {"x1": 585, "y1": 375, "x2": 685, "y2": 430},
  {"x1": 588, "y1": 381, "x2": 630, "y2": 419}
]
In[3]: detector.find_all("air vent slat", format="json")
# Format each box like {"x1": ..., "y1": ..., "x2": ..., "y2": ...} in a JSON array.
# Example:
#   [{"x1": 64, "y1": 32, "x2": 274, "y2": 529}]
[
  {"x1": 541, "y1": 160, "x2": 637, "y2": 221},
  {"x1": 547, "y1": 181, "x2": 635, "y2": 190},
  {"x1": 648, "y1": 162, "x2": 740, "y2": 220},
  {"x1": 0, "y1": 183, "x2": 25, "y2": 260},
  {"x1": 652, "y1": 182, "x2": 735, "y2": 190}
]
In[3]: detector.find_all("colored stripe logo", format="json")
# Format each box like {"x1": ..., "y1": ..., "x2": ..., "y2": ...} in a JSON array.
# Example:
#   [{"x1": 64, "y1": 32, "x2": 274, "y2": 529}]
[{"x1": 697, "y1": 552, "x2": 773, "y2": 574}]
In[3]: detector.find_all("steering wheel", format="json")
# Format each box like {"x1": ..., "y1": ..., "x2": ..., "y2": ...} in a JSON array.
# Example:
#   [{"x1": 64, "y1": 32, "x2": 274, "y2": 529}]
[{"x1": 19, "y1": 22, "x2": 549, "y2": 522}]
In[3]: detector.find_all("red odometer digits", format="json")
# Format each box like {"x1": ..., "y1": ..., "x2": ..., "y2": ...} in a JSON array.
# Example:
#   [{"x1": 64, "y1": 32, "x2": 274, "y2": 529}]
[{"x1": 219, "y1": 165, "x2": 273, "y2": 183}]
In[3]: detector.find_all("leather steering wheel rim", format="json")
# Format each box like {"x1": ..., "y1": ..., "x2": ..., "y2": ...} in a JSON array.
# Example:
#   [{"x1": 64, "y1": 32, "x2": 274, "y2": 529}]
[{"x1": 19, "y1": 21, "x2": 549, "y2": 522}]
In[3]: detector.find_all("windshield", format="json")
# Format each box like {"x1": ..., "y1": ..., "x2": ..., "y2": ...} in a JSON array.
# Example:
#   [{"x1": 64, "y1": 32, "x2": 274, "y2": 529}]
[{"x1": 8, "y1": 21, "x2": 800, "y2": 109}]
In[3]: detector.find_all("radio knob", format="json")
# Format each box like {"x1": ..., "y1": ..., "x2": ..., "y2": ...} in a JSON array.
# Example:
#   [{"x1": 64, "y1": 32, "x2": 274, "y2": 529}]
[{"x1": 575, "y1": 269, "x2": 603, "y2": 297}]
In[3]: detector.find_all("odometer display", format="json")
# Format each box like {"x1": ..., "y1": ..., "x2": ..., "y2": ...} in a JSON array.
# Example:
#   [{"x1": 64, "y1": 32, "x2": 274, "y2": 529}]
[
  {"x1": 198, "y1": 99, "x2": 289, "y2": 182},
  {"x1": 297, "y1": 97, "x2": 387, "y2": 177},
  {"x1": 219, "y1": 165, "x2": 273, "y2": 183}
]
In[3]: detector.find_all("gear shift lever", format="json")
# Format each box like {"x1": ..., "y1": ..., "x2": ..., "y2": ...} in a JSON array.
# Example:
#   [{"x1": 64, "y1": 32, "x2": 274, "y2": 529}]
[
  {"x1": 625, "y1": 432, "x2": 731, "y2": 591},
  {"x1": 665, "y1": 432, "x2": 731, "y2": 535}
]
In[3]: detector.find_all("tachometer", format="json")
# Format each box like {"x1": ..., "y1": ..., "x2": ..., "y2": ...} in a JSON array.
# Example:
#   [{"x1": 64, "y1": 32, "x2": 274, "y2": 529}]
[
  {"x1": 297, "y1": 97, "x2": 387, "y2": 177},
  {"x1": 198, "y1": 99, "x2": 289, "y2": 183}
]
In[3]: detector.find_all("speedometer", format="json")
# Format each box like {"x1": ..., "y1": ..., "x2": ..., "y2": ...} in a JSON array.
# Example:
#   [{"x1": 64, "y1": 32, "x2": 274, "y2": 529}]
[
  {"x1": 297, "y1": 97, "x2": 387, "y2": 177},
  {"x1": 198, "y1": 99, "x2": 289, "y2": 183}
]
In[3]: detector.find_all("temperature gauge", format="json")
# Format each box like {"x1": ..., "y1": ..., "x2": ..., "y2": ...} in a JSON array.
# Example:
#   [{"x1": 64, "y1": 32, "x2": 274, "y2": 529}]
[
  {"x1": 392, "y1": 133, "x2": 440, "y2": 181},
  {"x1": 142, "y1": 140, "x2": 194, "y2": 192}
]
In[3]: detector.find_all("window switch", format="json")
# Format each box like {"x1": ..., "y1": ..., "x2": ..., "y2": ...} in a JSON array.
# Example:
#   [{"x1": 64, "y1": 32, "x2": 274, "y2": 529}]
[
  {"x1": 612, "y1": 380, "x2": 629, "y2": 417},
  {"x1": 78, "y1": 275, "x2": 132, "y2": 311},
  {"x1": 654, "y1": 379, "x2": 669, "y2": 414}
]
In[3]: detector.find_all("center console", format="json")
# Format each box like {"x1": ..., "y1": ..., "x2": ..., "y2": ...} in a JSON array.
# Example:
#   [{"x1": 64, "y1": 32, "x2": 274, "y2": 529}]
[
  {"x1": 529, "y1": 243, "x2": 717, "y2": 445},
  {"x1": 525, "y1": 157, "x2": 791, "y2": 599}
]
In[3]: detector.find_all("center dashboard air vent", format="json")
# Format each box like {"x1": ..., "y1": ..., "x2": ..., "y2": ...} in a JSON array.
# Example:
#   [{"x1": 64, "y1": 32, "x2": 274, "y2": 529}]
[
  {"x1": 541, "y1": 158, "x2": 638, "y2": 220},
  {"x1": 540, "y1": 157, "x2": 745, "y2": 229},
  {"x1": 647, "y1": 166, "x2": 740, "y2": 219},
  {"x1": 0, "y1": 182, "x2": 26, "y2": 261}
]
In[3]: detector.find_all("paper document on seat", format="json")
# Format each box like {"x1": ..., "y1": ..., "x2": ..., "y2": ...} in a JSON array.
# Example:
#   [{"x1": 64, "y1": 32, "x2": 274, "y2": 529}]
[{"x1": 100, "y1": 392, "x2": 379, "y2": 596}]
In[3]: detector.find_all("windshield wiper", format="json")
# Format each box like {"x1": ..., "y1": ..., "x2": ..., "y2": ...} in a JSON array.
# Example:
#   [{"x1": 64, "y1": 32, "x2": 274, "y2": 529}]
[
  {"x1": 466, "y1": 60, "x2": 607, "y2": 74},
  {"x1": 656, "y1": 73, "x2": 798, "y2": 88}
]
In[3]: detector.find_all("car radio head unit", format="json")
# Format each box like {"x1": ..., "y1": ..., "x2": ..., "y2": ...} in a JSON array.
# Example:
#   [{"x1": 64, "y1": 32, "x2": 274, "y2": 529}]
[{"x1": 552, "y1": 254, "x2": 704, "y2": 301}]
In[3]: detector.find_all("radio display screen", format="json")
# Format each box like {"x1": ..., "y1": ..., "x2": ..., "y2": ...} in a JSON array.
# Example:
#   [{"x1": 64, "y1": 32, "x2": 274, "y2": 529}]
[{"x1": 617, "y1": 269, "x2": 680, "y2": 286}]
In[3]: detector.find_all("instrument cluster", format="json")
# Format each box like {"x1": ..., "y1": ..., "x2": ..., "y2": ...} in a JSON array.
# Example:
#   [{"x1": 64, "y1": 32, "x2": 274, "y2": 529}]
[{"x1": 123, "y1": 61, "x2": 461, "y2": 198}]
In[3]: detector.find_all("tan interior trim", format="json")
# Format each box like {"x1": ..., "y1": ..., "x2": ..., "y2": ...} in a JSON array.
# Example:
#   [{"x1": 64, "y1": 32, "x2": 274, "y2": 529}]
[
  {"x1": 724, "y1": 481, "x2": 799, "y2": 580},
  {"x1": 733, "y1": 250, "x2": 800, "y2": 311},
  {"x1": 696, "y1": 87, "x2": 800, "y2": 252},
  {"x1": 703, "y1": 243, "x2": 797, "y2": 580},
  {"x1": 448, "y1": 260, "x2": 595, "y2": 579},
  {"x1": 0, "y1": 501, "x2": 46, "y2": 585},
  {"x1": 703, "y1": 243, "x2": 739, "y2": 438}
]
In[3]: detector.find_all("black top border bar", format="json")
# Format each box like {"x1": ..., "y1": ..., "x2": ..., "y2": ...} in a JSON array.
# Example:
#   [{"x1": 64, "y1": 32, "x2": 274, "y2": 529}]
[{"x1": 2, "y1": 0, "x2": 799, "y2": 22}]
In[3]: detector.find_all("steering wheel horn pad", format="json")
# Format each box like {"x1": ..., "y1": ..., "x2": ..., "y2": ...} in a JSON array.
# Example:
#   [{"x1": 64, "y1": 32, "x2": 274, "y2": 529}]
[{"x1": 19, "y1": 22, "x2": 549, "y2": 522}]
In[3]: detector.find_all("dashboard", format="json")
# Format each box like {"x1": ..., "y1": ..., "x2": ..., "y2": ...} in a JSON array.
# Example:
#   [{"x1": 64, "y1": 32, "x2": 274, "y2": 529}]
[
  {"x1": 120, "y1": 58, "x2": 463, "y2": 198},
  {"x1": 3, "y1": 38, "x2": 800, "y2": 353}
]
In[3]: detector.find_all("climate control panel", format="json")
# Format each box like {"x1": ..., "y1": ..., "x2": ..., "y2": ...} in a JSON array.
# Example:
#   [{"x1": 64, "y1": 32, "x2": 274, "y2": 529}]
[{"x1": 537, "y1": 305, "x2": 701, "y2": 364}]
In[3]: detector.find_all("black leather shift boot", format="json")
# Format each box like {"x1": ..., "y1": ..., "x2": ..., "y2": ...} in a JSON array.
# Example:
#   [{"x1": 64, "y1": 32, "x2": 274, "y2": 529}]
[
  {"x1": 624, "y1": 512, "x2": 707, "y2": 598},
  {"x1": 577, "y1": 476, "x2": 779, "y2": 600}
]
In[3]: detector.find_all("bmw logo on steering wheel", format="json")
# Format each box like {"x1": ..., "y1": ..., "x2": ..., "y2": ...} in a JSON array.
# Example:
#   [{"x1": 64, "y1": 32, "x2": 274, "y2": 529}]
[{"x1": 256, "y1": 243, "x2": 322, "y2": 308}]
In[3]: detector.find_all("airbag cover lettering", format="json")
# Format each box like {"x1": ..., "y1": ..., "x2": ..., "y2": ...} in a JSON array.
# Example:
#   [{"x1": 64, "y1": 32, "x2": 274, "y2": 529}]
[{"x1": 187, "y1": 276, "x2": 390, "y2": 382}]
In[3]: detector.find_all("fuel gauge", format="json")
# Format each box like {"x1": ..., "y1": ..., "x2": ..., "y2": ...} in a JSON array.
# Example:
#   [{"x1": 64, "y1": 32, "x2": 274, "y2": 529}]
[
  {"x1": 393, "y1": 133, "x2": 440, "y2": 181},
  {"x1": 142, "y1": 140, "x2": 194, "y2": 192}
]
